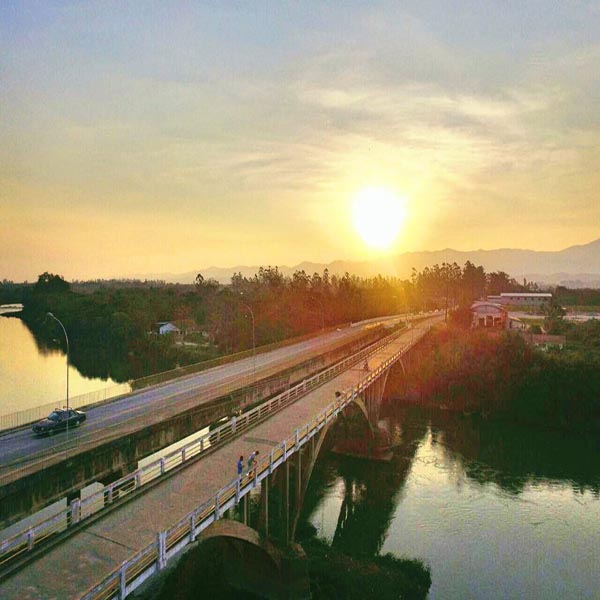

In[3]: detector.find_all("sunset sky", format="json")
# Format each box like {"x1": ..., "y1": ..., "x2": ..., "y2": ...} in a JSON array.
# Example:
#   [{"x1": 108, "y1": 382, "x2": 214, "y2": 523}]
[{"x1": 1, "y1": 1, "x2": 599, "y2": 282}]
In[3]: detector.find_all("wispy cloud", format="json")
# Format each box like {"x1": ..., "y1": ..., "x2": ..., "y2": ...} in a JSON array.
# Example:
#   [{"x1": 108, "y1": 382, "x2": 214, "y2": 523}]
[{"x1": 0, "y1": 1, "x2": 598, "y2": 279}]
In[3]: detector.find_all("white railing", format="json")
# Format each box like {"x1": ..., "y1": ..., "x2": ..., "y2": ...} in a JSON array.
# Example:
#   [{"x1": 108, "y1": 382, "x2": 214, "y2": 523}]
[
  {"x1": 80, "y1": 328, "x2": 428, "y2": 600},
  {"x1": 0, "y1": 326, "x2": 420, "y2": 572}
]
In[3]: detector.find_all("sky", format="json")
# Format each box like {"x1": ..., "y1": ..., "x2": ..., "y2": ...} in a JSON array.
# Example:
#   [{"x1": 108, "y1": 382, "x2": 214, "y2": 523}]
[{"x1": 1, "y1": 1, "x2": 599, "y2": 281}]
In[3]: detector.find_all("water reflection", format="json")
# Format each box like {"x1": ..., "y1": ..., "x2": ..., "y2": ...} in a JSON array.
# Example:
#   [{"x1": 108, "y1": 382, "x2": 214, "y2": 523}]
[
  {"x1": 0, "y1": 310, "x2": 125, "y2": 415},
  {"x1": 299, "y1": 407, "x2": 600, "y2": 599}
]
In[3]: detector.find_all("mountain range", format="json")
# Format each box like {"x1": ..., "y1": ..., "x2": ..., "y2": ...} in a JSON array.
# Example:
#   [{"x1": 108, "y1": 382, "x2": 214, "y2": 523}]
[{"x1": 139, "y1": 237, "x2": 600, "y2": 288}]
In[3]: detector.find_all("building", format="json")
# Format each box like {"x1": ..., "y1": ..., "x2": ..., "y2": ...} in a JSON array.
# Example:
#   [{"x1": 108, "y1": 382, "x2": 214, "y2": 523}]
[
  {"x1": 157, "y1": 322, "x2": 181, "y2": 336},
  {"x1": 471, "y1": 301, "x2": 527, "y2": 330},
  {"x1": 471, "y1": 302, "x2": 507, "y2": 329},
  {"x1": 498, "y1": 293, "x2": 552, "y2": 307}
]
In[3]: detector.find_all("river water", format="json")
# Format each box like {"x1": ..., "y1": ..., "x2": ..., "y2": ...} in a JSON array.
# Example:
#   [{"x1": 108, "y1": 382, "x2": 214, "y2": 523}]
[
  {"x1": 0, "y1": 306, "x2": 124, "y2": 417},
  {"x1": 301, "y1": 406, "x2": 600, "y2": 599}
]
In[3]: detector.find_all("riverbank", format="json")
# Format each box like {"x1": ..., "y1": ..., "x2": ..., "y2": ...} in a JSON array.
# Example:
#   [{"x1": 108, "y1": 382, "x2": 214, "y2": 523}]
[
  {"x1": 302, "y1": 536, "x2": 431, "y2": 599},
  {"x1": 400, "y1": 325, "x2": 600, "y2": 432}
]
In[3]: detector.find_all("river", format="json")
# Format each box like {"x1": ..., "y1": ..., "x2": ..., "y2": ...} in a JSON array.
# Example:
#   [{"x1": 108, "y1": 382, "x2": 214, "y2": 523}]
[
  {"x1": 0, "y1": 305, "x2": 125, "y2": 418},
  {"x1": 300, "y1": 406, "x2": 599, "y2": 599}
]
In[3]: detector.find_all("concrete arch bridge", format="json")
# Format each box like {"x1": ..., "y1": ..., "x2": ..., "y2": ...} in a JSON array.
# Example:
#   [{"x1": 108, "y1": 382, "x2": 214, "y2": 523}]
[{"x1": 0, "y1": 315, "x2": 441, "y2": 600}]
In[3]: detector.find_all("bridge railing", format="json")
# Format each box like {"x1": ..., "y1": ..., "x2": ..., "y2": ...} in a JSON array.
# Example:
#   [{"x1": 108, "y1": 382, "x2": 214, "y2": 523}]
[
  {"x1": 81, "y1": 325, "x2": 430, "y2": 600},
  {"x1": 0, "y1": 325, "x2": 415, "y2": 572}
]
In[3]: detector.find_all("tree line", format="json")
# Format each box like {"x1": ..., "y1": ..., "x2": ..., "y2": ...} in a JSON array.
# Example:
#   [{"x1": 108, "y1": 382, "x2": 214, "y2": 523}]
[{"x1": 1, "y1": 263, "x2": 594, "y2": 384}]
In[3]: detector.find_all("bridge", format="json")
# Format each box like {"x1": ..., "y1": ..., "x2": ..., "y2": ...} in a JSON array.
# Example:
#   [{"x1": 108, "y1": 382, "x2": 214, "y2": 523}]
[
  {"x1": 0, "y1": 314, "x2": 441, "y2": 599},
  {"x1": 0, "y1": 316, "x2": 393, "y2": 526}
]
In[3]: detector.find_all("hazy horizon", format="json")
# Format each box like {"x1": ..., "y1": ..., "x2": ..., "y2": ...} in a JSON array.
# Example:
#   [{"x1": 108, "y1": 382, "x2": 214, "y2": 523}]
[{"x1": 2, "y1": 2, "x2": 599, "y2": 281}]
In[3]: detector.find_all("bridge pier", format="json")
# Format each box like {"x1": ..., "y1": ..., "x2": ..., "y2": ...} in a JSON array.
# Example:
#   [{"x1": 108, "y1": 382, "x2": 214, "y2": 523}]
[{"x1": 331, "y1": 369, "x2": 394, "y2": 462}]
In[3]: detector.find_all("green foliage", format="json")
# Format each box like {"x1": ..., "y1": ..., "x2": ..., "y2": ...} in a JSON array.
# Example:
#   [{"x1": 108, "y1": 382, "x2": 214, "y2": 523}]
[
  {"x1": 411, "y1": 260, "x2": 535, "y2": 309},
  {"x1": 407, "y1": 325, "x2": 600, "y2": 431},
  {"x1": 304, "y1": 537, "x2": 431, "y2": 600},
  {"x1": 565, "y1": 319, "x2": 600, "y2": 358},
  {"x1": 553, "y1": 286, "x2": 600, "y2": 307},
  {"x1": 34, "y1": 272, "x2": 70, "y2": 294},
  {"x1": 543, "y1": 298, "x2": 567, "y2": 333}
]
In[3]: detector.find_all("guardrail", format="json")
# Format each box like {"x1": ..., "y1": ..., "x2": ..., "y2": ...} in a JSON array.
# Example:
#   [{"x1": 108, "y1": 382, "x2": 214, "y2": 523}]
[
  {"x1": 81, "y1": 326, "x2": 429, "y2": 600},
  {"x1": 0, "y1": 326, "x2": 415, "y2": 573}
]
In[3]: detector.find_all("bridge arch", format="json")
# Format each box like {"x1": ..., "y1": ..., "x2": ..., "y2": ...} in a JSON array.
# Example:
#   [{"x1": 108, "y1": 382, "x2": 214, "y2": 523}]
[
  {"x1": 289, "y1": 369, "x2": 403, "y2": 540},
  {"x1": 198, "y1": 519, "x2": 282, "y2": 571}
]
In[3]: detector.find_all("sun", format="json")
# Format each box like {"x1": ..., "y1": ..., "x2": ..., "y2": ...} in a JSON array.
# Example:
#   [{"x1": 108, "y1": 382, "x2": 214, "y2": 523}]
[{"x1": 352, "y1": 187, "x2": 406, "y2": 249}]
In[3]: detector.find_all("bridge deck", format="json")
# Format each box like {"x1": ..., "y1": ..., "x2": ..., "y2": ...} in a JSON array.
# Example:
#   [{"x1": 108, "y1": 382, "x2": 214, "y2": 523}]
[{"x1": 0, "y1": 321, "x2": 434, "y2": 600}]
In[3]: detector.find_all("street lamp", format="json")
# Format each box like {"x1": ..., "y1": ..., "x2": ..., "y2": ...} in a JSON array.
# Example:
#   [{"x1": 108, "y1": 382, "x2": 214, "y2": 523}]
[
  {"x1": 47, "y1": 312, "x2": 70, "y2": 438},
  {"x1": 240, "y1": 301, "x2": 256, "y2": 383}
]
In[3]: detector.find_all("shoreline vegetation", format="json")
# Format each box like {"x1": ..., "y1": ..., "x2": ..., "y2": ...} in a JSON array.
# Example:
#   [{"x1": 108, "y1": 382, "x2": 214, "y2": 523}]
[
  {"x1": 402, "y1": 319, "x2": 600, "y2": 432},
  {"x1": 144, "y1": 532, "x2": 432, "y2": 600},
  {"x1": 301, "y1": 536, "x2": 432, "y2": 600}
]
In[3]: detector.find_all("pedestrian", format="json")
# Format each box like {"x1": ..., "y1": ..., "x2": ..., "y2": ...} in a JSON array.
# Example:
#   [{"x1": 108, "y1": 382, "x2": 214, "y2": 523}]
[
  {"x1": 237, "y1": 455, "x2": 244, "y2": 478},
  {"x1": 247, "y1": 450, "x2": 259, "y2": 476}
]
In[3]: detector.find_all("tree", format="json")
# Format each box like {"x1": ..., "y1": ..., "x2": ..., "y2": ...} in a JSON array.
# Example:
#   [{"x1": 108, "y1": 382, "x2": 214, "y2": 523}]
[
  {"x1": 34, "y1": 272, "x2": 70, "y2": 294},
  {"x1": 544, "y1": 299, "x2": 567, "y2": 334}
]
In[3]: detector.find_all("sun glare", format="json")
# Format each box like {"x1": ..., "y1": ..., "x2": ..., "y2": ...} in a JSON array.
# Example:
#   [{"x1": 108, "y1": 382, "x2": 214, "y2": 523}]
[{"x1": 352, "y1": 187, "x2": 406, "y2": 250}]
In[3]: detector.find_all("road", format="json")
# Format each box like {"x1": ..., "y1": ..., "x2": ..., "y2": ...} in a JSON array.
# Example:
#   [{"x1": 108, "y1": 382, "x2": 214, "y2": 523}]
[{"x1": 0, "y1": 315, "x2": 416, "y2": 482}]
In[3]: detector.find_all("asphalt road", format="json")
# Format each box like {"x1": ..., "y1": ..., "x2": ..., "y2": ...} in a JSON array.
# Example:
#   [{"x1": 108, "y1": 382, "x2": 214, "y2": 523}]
[{"x1": 0, "y1": 314, "x2": 428, "y2": 480}]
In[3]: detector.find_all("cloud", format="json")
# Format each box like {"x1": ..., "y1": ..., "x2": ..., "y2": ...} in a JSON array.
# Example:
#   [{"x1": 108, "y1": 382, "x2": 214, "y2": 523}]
[{"x1": 0, "y1": 1, "x2": 598, "y2": 280}]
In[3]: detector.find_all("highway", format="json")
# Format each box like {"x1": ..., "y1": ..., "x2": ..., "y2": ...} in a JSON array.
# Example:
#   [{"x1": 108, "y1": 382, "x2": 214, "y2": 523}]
[{"x1": 0, "y1": 315, "x2": 413, "y2": 482}]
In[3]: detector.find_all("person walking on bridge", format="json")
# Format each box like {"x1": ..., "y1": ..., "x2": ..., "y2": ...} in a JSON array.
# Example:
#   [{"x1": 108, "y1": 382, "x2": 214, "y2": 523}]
[
  {"x1": 247, "y1": 450, "x2": 259, "y2": 477},
  {"x1": 237, "y1": 455, "x2": 244, "y2": 478}
]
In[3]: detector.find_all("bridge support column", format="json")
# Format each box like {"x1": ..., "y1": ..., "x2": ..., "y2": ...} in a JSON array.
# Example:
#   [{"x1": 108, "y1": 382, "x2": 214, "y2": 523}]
[
  {"x1": 242, "y1": 493, "x2": 248, "y2": 525},
  {"x1": 284, "y1": 459, "x2": 290, "y2": 545},
  {"x1": 295, "y1": 446, "x2": 302, "y2": 509},
  {"x1": 259, "y1": 475, "x2": 269, "y2": 538},
  {"x1": 332, "y1": 369, "x2": 393, "y2": 462}
]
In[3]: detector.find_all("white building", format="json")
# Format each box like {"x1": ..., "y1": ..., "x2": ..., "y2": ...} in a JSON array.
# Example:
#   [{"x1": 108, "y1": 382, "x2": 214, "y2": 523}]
[
  {"x1": 157, "y1": 322, "x2": 181, "y2": 335},
  {"x1": 499, "y1": 293, "x2": 552, "y2": 307},
  {"x1": 471, "y1": 302, "x2": 527, "y2": 330}
]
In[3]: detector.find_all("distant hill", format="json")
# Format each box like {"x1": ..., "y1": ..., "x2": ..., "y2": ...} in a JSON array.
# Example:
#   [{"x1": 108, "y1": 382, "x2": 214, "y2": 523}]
[{"x1": 138, "y1": 237, "x2": 600, "y2": 288}]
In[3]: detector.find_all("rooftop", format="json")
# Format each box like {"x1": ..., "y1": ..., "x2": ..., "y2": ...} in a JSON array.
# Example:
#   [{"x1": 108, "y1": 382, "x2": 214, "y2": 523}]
[{"x1": 500, "y1": 293, "x2": 552, "y2": 297}]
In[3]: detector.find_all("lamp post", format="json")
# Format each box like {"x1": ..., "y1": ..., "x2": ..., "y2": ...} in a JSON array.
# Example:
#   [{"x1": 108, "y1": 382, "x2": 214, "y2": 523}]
[
  {"x1": 47, "y1": 312, "x2": 70, "y2": 438},
  {"x1": 240, "y1": 301, "x2": 256, "y2": 383}
]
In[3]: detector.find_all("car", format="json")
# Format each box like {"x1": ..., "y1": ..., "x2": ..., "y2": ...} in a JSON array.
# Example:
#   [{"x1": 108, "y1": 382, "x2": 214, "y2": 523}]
[{"x1": 32, "y1": 408, "x2": 86, "y2": 436}]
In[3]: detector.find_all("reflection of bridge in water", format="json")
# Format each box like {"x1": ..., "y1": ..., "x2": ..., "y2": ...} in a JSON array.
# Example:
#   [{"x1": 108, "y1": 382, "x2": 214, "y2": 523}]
[{"x1": 0, "y1": 315, "x2": 441, "y2": 599}]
